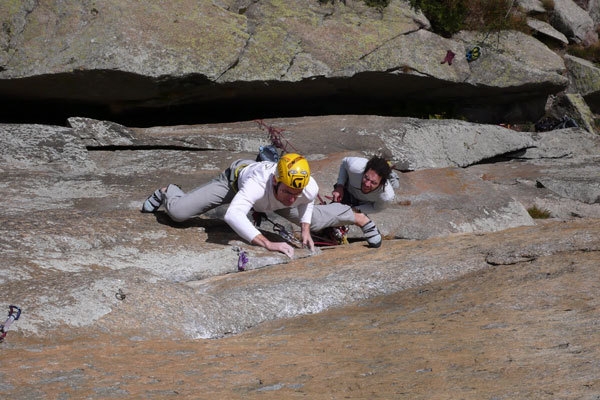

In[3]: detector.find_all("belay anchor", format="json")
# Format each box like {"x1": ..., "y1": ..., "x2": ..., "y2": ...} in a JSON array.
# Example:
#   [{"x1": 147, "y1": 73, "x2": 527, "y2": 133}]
[{"x1": 0, "y1": 305, "x2": 22, "y2": 343}]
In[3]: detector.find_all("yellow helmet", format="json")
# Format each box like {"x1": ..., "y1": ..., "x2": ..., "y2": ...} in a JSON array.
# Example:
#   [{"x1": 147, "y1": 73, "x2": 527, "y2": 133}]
[{"x1": 276, "y1": 153, "x2": 311, "y2": 189}]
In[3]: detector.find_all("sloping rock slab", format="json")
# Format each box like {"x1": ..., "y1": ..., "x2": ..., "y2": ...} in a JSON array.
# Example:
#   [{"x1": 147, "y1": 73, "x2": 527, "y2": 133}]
[
  {"x1": 520, "y1": 127, "x2": 600, "y2": 203},
  {"x1": 523, "y1": 127, "x2": 600, "y2": 159},
  {"x1": 0, "y1": 117, "x2": 597, "y2": 340},
  {"x1": 536, "y1": 160, "x2": 600, "y2": 203},
  {"x1": 372, "y1": 166, "x2": 535, "y2": 240}
]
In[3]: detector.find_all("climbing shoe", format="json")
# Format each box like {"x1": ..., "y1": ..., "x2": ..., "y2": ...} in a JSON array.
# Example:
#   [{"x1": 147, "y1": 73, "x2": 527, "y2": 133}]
[
  {"x1": 141, "y1": 189, "x2": 164, "y2": 213},
  {"x1": 466, "y1": 46, "x2": 481, "y2": 62},
  {"x1": 361, "y1": 220, "x2": 382, "y2": 248}
]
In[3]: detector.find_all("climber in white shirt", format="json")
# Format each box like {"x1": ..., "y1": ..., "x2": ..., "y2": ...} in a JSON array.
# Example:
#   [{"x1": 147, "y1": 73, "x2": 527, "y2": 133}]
[{"x1": 141, "y1": 153, "x2": 319, "y2": 258}]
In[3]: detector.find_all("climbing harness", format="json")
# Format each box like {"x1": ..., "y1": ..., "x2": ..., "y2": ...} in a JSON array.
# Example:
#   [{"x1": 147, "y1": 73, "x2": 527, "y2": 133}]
[
  {"x1": 253, "y1": 211, "x2": 303, "y2": 248},
  {"x1": 0, "y1": 305, "x2": 22, "y2": 343},
  {"x1": 229, "y1": 162, "x2": 250, "y2": 192}
]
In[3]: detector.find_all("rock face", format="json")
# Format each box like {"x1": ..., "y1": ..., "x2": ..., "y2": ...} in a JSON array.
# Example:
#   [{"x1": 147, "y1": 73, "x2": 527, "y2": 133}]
[
  {"x1": 1, "y1": 230, "x2": 599, "y2": 399},
  {"x1": 0, "y1": 116, "x2": 599, "y2": 398},
  {"x1": 551, "y1": 0, "x2": 599, "y2": 45},
  {"x1": 1, "y1": 115, "x2": 599, "y2": 339},
  {"x1": 1, "y1": 0, "x2": 598, "y2": 126},
  {"x1": 565, "y1": 54, "x2": 600, "y2": 113},
  {"x1": 0, "y1": 1, "x2": 599, "y2": 396}
]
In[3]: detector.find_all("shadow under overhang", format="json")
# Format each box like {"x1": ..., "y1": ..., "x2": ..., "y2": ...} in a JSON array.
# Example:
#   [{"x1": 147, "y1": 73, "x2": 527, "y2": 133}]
[{"x1": 0, "y1": 69, "x2": 561, "y2": 127}]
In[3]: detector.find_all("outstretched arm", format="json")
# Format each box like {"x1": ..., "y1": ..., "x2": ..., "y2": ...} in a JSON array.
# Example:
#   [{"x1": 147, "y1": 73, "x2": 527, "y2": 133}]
[{"x1": 251, "y1": 233, "x2": 295, "y2": 258}]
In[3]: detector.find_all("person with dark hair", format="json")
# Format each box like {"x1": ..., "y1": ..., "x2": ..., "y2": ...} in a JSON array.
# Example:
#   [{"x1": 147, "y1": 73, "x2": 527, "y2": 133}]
[{"x1": 297, "y1": 155, "x2": 397, "y2": 248}]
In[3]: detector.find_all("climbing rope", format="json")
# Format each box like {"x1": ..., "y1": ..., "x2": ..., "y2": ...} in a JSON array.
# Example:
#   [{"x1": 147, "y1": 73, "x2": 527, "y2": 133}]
[{"x1": 255, "y1": 119, "x2": 299, "y2": 154}]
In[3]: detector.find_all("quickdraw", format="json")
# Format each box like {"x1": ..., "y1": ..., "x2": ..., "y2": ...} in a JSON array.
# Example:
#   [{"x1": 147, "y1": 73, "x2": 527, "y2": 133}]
[
  {"x1": 253, "y1": 211, "x2": 303, "y2": 248},
  {"x1": 273, "y1": 222, "x2": 303, "y2": 248},
  {"x1": 0, "y1": 305, "x2": 22, "y2": 343},
  {"x1": 231, "y1": 246, "x2": 250, "y2": 272},
  {"x1": 237, "y1": 249, "x2": 248, "y2": 271}
]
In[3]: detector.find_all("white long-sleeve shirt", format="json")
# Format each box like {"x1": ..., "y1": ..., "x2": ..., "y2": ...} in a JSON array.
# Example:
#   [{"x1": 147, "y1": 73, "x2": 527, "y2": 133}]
[
  {"x1": 336, "y1": 157, "x2": 395, "y2": 214},
  {"x1": 223, "y1": 161, "x2": 319, "y2": 243}
]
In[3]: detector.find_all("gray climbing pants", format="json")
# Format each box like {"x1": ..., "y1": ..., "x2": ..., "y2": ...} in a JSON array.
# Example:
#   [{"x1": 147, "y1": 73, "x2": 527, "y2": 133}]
[
  {"x1": 162, "y1": 159, "x2": 253, "y2": 222},
  {"x1": 278, "y1": 202, "x2": 356, "y2": 232}
]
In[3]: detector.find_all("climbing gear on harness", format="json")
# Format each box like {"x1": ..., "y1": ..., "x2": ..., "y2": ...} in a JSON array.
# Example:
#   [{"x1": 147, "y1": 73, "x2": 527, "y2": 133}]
[
  {"x1": 276, "y1": 153, "x2": 311, "y2": 190},
  {"x1": 441, "y1": 50, "x2": 456, "y2": 65},
  {"x1": 253, "y1": 211, "x2": 303, "y2": 248},
  {"x1": 312, "y1": 226, "x2": 350, "y2": 247},
  {"x1": 466, "y1": 46, "x2": 481, "y2": 62},
  {"x1": 0, "y1": 305, "x2": 22, "y2": 343},
  {"x1": 314, "y1": 194, "x2": 350, "y2": 246},
  {"x1": 229, "y1": 162, "x2": 250, "y2": 192},
  {"x1": 331, "y1": 226, "x2": 350, "y2": 244}
]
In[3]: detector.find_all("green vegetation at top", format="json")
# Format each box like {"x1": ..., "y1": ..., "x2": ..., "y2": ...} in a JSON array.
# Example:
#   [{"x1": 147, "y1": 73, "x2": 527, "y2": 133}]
[
  {"x1": 568, "y1": 42, "x2": 600, "y2": 64},
  {"x1": 319, "y1": 0, "x2": 528, "y2": 37},
  {"x1": 407, "y1": 0, "x2": 529, "y2": 38},
  {"x1": 319, "y1": 0, "x2": 599, "y2": 65},
  {"x1": 319, "y1": 0, "x2": 391, "y2": 8},
  {"x1": 363, "y1": 0, "x2": 391, "y2": 6}
]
